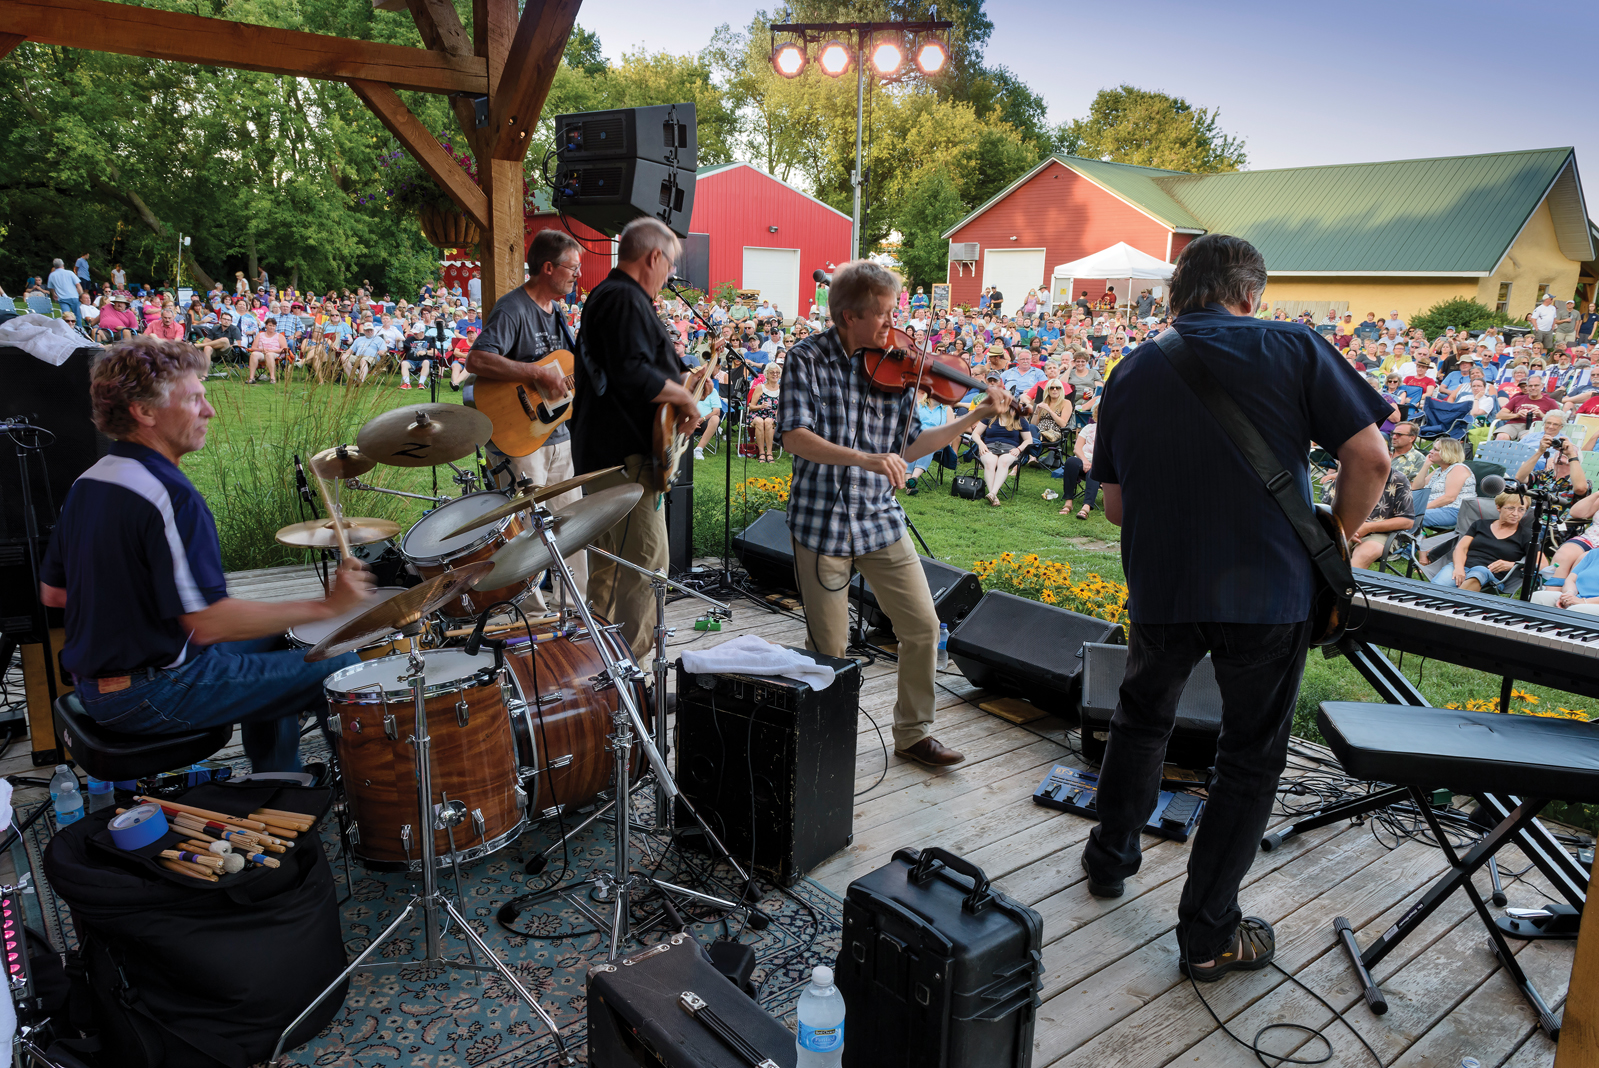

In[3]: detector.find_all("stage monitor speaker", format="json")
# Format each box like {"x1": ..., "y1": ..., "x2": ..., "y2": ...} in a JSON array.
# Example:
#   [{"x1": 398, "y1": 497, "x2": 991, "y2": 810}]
[
  {"x1": 555, "y1": 103, "x2": 698, "y2": 170},
  {"x1": 947, "y1": 590, "x2": 1124, "y2": 717},
  {"x1": 665, "y1": 482, "x2": 693, "y2": 577},
  {"x1": 731, "y1": 508, "x2": 795, "y2": 591},
  {"x1": 674, "y1": 651, "x2": 859, "y2": 884},
  {"x1": 851, "y1": 556, "x2": 983, "y2": 637},
  {"x1": 1078, "y1": 642, "x2": 1224, "y2": 770}
]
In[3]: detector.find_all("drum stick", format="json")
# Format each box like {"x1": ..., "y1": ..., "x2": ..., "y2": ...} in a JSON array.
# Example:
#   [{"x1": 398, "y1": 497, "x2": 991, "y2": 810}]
[
  {"x1": 248, "y1": 808, "x2": 315, "y2": 830},
  {"x1": 441, "y1": 618, "x2": 560, "y2": 639},
  {"x1": 170, "y1": 813, "x2": 287, "y2": 851},
  {"x1": 161, "y1": 849, "x2": 223, "y2": 871},
  {"x1": 310, "y1": 459, "x2": 352, "y2": 559},
  {"x1": 179, "y1": 837, "x2": 231, "y2": 855},
  {"x1": 158, "y1": 858, "x2": 219, "y2": 882},
  {"x1": 241, "y1": 850, "x2": 281, "y2": 869},
  {"x1": 136, "y1": 796, "x2": 269, "y2": 832}
]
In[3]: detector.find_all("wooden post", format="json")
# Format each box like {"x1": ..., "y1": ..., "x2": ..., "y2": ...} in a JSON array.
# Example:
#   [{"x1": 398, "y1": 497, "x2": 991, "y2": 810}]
[
  {"x1": 1556, "y1": 890, "x2": 1599, "y2": 1067},
  {"x1": 479, "y1": 158, "x2": 525, "y2": 313}
]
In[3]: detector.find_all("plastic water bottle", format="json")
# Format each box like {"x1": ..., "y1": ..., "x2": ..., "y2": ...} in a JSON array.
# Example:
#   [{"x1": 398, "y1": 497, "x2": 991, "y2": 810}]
[
  {"x1": 937, "y1": 623, "x2": 949, "y2": 670},
  {"x1": 48, "y1": 764, "x2": 76, "y2": 804},
  {"x1": 85, "y1": 777, "x2": 114, "y2": 813},
  {"x1": 796, "y1": 965, "x2": 844, "y2": 1067},
  {"x1": 54, "y1": 781, "x2": 84, "y2": 827}
]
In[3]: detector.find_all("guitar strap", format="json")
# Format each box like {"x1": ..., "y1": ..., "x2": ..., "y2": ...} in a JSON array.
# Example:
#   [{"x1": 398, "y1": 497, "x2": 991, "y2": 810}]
[{"x1": 1152, "y1": 327, "x2": 1353, "y2": 604}]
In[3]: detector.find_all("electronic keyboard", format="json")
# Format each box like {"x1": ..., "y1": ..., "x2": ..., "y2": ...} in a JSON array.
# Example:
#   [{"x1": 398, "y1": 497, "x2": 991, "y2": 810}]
[{"x1": 1353, "y1": 570, "x2": 1599, "y2": 698}]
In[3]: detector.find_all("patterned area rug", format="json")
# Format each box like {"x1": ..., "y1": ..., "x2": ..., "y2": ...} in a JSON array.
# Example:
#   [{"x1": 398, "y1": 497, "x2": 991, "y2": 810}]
[{"x1": 289, "y1": 787, "x2": 843, "y2": 1068}]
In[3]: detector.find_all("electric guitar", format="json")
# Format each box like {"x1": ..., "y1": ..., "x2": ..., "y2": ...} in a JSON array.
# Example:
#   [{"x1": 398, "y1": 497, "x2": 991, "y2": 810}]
[
  {"x1": 650, "y1": 339, "x2": 725, "y2": 494},
  {"x1": 468, "y1": 349, "x2": 577, "y2": 458}
]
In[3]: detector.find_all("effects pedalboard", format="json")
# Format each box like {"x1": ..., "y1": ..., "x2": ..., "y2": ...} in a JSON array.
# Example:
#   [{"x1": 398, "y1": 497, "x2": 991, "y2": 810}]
[{"x1": 1032, "y1": 765, "x2": 1207, "y2": 842}]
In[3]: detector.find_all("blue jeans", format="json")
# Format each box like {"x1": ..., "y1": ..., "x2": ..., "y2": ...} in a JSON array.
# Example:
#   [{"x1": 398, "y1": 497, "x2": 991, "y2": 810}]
[
  {"x1": 1083, "y1": 617, "x2": 1312, "y2": 963},
  {"x1": 57, "y1": 296, "x2": 82, "y2": 334},
  {"x1": 74, "y1": 638, "x2": 360, "y2": 772},
  {"x1": 1423, "y1": 505, "x2": 1459, "y2": 529},
  {"x1": 1430, "y1": 562, "x2": 1505, "y2": 591}
]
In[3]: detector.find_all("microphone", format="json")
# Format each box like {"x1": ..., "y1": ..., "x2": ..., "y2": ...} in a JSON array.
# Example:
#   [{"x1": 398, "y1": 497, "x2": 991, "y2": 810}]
[
  {"x1": 464, "y1": 607, "x2": 493, "y2": 657},
  {"x1": 293, "y1": 454, "x2": 314, "y2": 505},
  {"x1": 667, "y1": 276, "x2": 693, "y2": 290},
  {"x1": 812, "y1": 268, "x2": 832, "y2": 286},
  {"x1": 1480, "y1": 474, "x2": 1506, "y2": 497}
]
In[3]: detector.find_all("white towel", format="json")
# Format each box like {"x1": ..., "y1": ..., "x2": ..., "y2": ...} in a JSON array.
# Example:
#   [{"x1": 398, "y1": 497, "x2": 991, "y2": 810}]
[
  {"x1": 680, "y1": 634, "x2": 835, "y2": 691},
  {"x1": 0, "y1": 314, "x2": 91, "y2": 366}
]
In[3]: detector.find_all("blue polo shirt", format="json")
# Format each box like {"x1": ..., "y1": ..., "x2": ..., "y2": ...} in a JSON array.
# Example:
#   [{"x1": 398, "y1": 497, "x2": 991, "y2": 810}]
[
  {"x1": 40, "y1": 442, "x2": 228, "y2": 678},
  {"x1": 1092, "y1": 306, "x2": 1389, "y2": 624}
]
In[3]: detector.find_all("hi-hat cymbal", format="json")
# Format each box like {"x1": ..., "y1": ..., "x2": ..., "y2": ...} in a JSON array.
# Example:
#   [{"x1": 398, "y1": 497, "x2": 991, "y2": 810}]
[
  {"x1": 309, "y1": 444, "x2": 376, "y2": 480},
  {"x1": 304, "y1": 561, "x2": 495, "y2": 662},
  {"x1": 474, "y1": 483, "x2": 644, "y2": 590},
  {"x1": 275, "y1": 518, "x2": 402, "y2": 548},
  {"x1": 356, "y1": 404, "x2": 492, "y2": 468},
  {"x1": 439, "y1": 465, "x2": 627, "y2": 541}
]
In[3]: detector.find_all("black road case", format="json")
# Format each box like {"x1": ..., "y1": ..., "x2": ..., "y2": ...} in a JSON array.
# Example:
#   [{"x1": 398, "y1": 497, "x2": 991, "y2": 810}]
[{"x1": 835, "y1": 846, "x2": 1042, "y2": 1068}]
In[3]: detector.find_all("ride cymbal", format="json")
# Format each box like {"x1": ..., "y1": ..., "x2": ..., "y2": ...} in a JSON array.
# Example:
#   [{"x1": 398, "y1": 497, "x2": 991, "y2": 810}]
[
  {"x1": 309, "y1": 444, "x2": 377, "y2": 480},
  {"x1": 474, "y1": 483, "x2": 644, "y2": 589},
  {"x1": 304, "y1": 561, "x2": 495, "y2": 662},
  {"x1": 438, "y1": 465, "x2": 627, "y2": 540},
  {"x1": 275, "y1": 518, "x2": 401, "y2": 548},
  {"x1": 356, "y1": 404, "x2": 492, "y2": 467}
]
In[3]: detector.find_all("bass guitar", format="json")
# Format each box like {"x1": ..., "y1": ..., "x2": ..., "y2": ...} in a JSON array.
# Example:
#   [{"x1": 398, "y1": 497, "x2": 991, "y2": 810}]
[
  {"x1": 649, "y1": 338, "x2": 725, "y2": 494},
  {"x1": 469, "y1": 349, "x2": 577, "y2": 458}
]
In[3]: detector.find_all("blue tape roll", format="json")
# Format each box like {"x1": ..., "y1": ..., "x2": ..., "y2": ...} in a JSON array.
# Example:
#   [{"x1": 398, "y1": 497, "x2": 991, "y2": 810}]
[{"x1": 108, "y1": 803, "x2": 168, "y2": 850}]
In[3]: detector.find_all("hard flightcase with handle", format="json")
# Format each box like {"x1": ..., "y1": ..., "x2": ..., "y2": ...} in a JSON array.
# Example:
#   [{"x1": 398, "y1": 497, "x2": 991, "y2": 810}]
[{"x1": 835, "y1": 846, "x2": 1042, "y2": 1068}]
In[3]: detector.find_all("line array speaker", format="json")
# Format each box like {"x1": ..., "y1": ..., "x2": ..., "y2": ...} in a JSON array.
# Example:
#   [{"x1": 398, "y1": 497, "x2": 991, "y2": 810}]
[
  {"x1": 946, "y1": 590, "x2": 1124, "y2": 717},
  {"x1": 1078, "y1": 642, "x2": 1225, "y2": 770},
  {"x1": 552, "y1": 104, "x2": 697, "y2": 237}
]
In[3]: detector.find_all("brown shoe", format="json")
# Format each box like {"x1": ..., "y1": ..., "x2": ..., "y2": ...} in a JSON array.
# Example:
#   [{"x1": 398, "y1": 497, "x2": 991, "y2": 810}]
[{"x1": 896, "y1": 737, "x2": 966, "y2": 767}]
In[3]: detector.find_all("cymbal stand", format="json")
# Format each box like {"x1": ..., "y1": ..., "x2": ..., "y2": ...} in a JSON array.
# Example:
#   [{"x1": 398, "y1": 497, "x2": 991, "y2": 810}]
[
  {"x1": 512, "y1": 510, "x2": 755, "y2": 960},
  {"x1": 341, "y1": 475, "x2": 453, "y2": 506},
  {"x1": 272, "y1": 622, "x2": 572, "y2": 1065},
  {"x1": 587, "y1": 544, "x2": 731, "y2": 832}
]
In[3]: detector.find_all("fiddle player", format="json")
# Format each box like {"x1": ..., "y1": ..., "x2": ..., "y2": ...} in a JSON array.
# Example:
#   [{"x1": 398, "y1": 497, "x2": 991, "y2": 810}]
[
  {"x1": 464, "y1": 230, "x2": 590, "y2": 610},
  {"x1": 39, "y1": 337, "x2": 374, "y2": 773},
  {"x1": 777, "y1": 260, "x2": 1010, "y2": 767},
  {"x1": 569, "y1": 218, "x2": 708, "y2": 658}
]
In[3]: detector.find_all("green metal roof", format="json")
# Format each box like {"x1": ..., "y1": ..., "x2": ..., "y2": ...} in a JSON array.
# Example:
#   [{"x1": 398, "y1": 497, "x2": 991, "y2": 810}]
[
  {"x1": 1055, "y1": 156, "x2": 1207, "y2": 231},
  {"x1": 1151, "y1": 148, "x2": 1579, "y2": 273}
]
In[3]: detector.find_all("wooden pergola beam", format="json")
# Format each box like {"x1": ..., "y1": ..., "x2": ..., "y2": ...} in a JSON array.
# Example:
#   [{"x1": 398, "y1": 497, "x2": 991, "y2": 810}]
[
  {"x1": 5, "y1": 0, "x2": 487, "y2": 95},
  {"x1": 404, "y1": 0, "x2": 472, "y2": 57},
  {"x1": 487, "y1": 0, "x2": 581, "y2": 161},
  {"x1": 347, "y1": 80, "x2": 488, "y2": 231},
  {"x1": 0, "y1": 34, "x2": 24, "y2": 62}
]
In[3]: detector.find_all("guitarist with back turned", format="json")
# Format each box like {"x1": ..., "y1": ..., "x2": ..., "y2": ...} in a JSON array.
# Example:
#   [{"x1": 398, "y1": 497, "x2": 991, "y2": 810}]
[
  {"x1": 465, "y1": 229, "x2": 589, "y2": 609},
  {"x1": 1079, "y1": 234, "x2": 1391, "y2": 984},
  {"x1": 569, "y1": 218, "x2": 700, "y2": 658}
]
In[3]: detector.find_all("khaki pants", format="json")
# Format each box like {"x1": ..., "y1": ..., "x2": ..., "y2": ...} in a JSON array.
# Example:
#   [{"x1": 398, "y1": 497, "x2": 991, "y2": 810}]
[
  {"x1": 791, "y1": 533, "x2": 939, "y2": 751},
  {"x1": 486, "y1": 438, "x2": 588, "y2": 613},
  {"x1": 587, "y1": 454, "x2": 666, "y2": 658}
]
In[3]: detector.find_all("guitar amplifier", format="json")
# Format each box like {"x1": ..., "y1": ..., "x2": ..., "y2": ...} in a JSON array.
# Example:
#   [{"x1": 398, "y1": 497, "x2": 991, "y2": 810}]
[{"x1": 674, "y1": 651, "x2": 860, "y2": 885}]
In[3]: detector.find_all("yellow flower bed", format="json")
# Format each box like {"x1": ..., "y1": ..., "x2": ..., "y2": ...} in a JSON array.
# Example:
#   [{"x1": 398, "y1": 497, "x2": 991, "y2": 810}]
[
  {"x1": 1446, "y1": 690, "x2": 1589, "y2": 722},
  {"x1": 970, "y1": 552, "x2": 1129, "y2": 628}
]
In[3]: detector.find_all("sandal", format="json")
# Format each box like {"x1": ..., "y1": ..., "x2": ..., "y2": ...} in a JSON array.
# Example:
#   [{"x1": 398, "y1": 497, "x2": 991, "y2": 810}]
[
  {"x1": 1179, "y1": 917, "x2": 1276, "y2": 982},
  {"x1": 1060, "y1": 505, "x2": 1074, "y2": 515},
  {"x1": 987, "y1": 495, "x2": 1001, "y2": 507},
  {"x1": 1076, "y1": 506, "x2": 1091, "y2": 520}
]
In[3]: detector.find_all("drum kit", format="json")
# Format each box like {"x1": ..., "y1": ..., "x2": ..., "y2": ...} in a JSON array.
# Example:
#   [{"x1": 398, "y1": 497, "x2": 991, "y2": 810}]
[{"x1": 269, "y1": 403, "x2": 747, "y2": 1064}]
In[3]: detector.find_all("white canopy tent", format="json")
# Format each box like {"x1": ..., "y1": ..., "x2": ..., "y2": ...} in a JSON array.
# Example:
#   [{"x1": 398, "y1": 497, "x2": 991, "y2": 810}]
[{"x1": 1049, "y1": 242, "x2": 1175, "y2": 317}]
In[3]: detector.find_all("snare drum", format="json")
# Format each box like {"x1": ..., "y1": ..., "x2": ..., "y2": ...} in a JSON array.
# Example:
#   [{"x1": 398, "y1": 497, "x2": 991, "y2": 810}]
[
  {"x1": 401, "y1": 492, "x2": 534, "y2": 619},
  {"x1": 325, "y1": 649, "x2": 523, "y2": 871},
  {"x1": 287, "y1": 586, "x2": 414, "y2": 660},
  {"x1": 504, "y1": 617, "x2": 651, "y2": 819}
]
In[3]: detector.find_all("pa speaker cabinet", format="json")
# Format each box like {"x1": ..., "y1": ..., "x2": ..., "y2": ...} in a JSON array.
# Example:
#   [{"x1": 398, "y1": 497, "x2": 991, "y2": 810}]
[
  {"x1": 947, "y1": 591, "x2": 1123, "y2": 718},
  {"x1": 665, "y1": 482, "x2": 693, "y2": 577},
  {"x1": 851, "y1": 556, "x2": 983, "y2": 638},
  {"x1": 1078, "y1": 643, "x2": 1224, "y2": 770},
  {"x1": 731, "y1": 508, "x2": 795, "y2": 591},
  {"x1": 555, "y1": 103, "x2": 698, "y2": 170},
  {"x1": 674, "y1": 650, "x2": 860, "y2": 885},
  {"x1": 552, "y1": 157, "x2": 696, "y2": 238}
]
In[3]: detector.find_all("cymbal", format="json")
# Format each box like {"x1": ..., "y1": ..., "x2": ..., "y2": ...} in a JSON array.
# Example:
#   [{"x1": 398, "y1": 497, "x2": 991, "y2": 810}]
[
  {"x1": 474, "y1": 483, "x2": 644, "y2": 590},
  {"x1": 355, "y1": 404, "x2": 492, "y2": 468},
  {"x1": 304, "y1": 561, "x2": 495, "y2": 662},
  {"x1": 438, "y1": 465, "x2": 627, "y2": 541},
  {"x1": 275, "y1": 518, "x2": 402, "y2": 548},
  {"x1": 309, "y1": 444, "x2": 376, "y2": 480}
]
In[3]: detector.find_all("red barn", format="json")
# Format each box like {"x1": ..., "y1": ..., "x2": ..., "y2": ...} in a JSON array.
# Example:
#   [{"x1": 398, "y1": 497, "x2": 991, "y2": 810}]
[{"x1": 942, "y1": 155, "x2": 1202, "y2": 315}]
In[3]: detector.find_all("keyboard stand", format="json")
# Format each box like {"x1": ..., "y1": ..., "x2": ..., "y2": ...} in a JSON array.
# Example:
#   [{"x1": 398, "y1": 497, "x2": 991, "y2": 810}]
[{"x1": 1262, "y1": 636, "x2": 1589, "y2": 912}]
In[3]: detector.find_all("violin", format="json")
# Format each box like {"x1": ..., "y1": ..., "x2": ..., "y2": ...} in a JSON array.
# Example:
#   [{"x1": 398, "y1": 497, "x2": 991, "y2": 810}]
[{"x1": 859, "y1": 328, "x2": 1027, "y2": 416}]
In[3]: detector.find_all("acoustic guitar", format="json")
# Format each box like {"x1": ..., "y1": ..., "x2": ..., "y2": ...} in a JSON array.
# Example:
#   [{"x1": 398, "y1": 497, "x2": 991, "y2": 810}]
[
  {"x1": 649, "y1": 339, "x2": 725, "y2": 494},
  {"x1": 469, "y1": 349, "x2": 577, "y2": 458}
]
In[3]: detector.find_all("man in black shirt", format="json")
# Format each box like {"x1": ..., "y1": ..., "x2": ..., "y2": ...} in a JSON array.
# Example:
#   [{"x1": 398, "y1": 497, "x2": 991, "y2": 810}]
[{"x1": 570, "y1": 218, "x2": 700, "y2": 656}]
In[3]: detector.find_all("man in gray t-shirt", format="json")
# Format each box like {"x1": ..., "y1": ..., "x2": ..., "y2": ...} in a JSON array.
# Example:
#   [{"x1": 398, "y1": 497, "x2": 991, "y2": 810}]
[{"x1": 465, "y1": 232, "x2": 587, "y2": 609}]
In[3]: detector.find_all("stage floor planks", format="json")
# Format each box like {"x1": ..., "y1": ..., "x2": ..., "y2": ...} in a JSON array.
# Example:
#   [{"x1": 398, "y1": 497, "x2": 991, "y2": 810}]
[{"x1": 17, "y1": 563, "x2": 1574, "y2": 1067}]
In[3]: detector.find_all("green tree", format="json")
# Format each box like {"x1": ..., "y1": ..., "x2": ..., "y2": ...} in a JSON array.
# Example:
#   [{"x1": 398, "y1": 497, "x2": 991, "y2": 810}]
[
  {"x1": 895, "y1": 169, "x2": 964, "y2": 289},
  {"x1": 1056, "y1": 85, "x2": 1246, "y2": 173}
]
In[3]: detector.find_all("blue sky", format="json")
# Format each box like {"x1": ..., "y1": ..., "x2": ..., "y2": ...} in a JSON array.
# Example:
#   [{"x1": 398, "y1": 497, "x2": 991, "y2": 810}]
[{"x1": 576, "y1": 0, "x2": 1599, "y2": 205}]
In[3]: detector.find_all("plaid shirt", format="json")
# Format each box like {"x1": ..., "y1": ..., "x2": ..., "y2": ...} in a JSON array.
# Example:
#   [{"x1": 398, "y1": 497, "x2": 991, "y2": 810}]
[{"x1": 777, "y1": 327, "x2": 921, "y2": 557}]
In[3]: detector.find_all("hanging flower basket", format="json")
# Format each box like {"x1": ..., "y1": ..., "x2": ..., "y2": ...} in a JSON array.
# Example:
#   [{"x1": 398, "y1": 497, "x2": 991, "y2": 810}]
[{"x1": 417, "y1": 205, "x2": 481, "y2": 250}]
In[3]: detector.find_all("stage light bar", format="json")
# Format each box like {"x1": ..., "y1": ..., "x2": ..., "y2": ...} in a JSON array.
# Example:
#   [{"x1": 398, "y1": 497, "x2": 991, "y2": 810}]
[
  {"x1": 773, "y1": 42, "x2": 807, "y2": 78},
  {"x1": 818, "y1": 40, "x2": 852, "y2": 76},
  {"x1": 870, "y1": 39, "x2": 904, "y2": 76},
  {"x1": 914, "y1": 38, "x2": 948, "y2": 75}
]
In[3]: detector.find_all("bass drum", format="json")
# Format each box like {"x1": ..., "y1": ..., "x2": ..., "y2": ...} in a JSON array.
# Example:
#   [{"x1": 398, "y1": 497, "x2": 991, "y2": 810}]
[{"x1": 503, "y1": 616, "x2": 651, "y2": 820}]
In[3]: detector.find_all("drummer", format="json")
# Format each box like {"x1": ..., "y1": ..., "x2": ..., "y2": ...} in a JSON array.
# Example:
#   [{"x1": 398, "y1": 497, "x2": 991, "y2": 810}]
[
  {"x1": 39, "y1": 338, "x2": 375, "y2": 773},
  {"x1": 463, "y1": 230, "x2": 588, "y2": 611}
]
